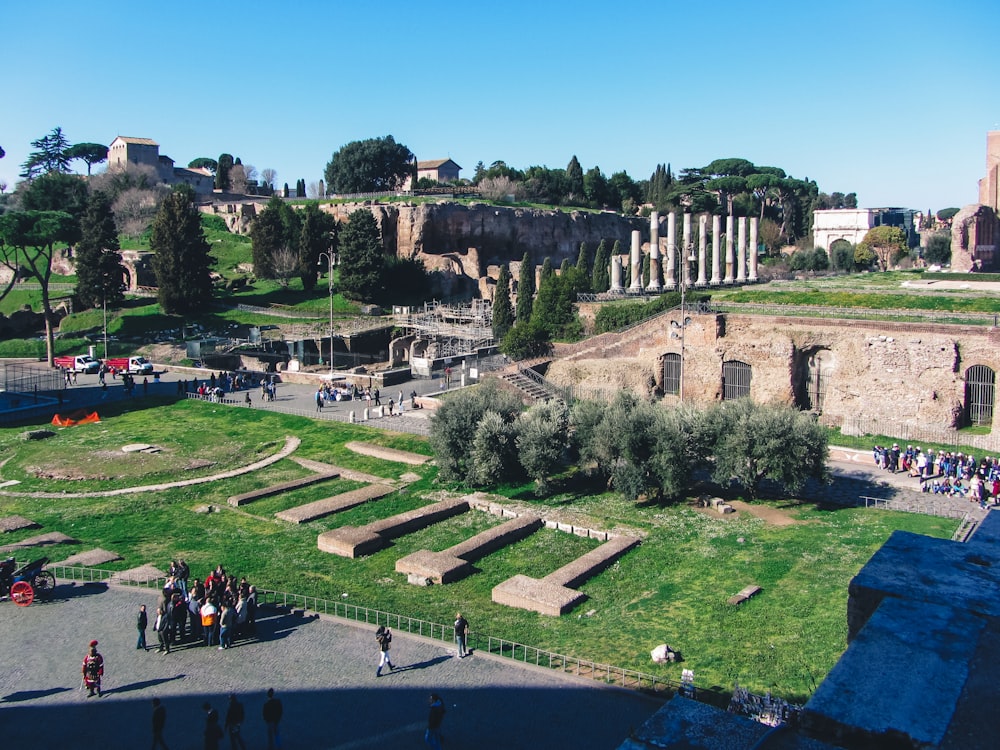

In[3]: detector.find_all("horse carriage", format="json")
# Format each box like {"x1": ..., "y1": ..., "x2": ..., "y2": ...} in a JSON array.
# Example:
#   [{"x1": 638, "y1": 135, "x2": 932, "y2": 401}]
[{"x1": 0, "y1": 556, "x2": 56, "y2": 606}]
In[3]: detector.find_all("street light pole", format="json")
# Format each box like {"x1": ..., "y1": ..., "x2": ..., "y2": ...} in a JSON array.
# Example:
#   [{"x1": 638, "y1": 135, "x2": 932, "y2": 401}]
[
  {"x1": 319, "y1": 252, "x2": 334, "y2": 377},
  {"x1": 102, "y1": 296, "x2": 108, "y2": 360},
  {"x1": 671, "y1": 245, "x2": 697, "y2": 401}
]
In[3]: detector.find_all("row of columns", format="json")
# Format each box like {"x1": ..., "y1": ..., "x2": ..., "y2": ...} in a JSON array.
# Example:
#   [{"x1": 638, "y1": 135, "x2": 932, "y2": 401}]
[{"x1": 614, "y1": 212, "x2": 759, "y2": 293}]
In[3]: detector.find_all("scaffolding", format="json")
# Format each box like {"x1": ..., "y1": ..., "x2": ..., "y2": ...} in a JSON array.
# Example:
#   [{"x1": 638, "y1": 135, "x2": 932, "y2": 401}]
[{"x1": 394, "y1": 300, "x2": 494, "y2": 358}]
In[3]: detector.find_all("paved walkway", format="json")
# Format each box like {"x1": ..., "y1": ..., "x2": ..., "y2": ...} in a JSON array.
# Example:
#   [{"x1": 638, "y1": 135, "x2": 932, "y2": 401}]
[{"x1": 0, "y1": 583, "x2": 660, "y2": 750}]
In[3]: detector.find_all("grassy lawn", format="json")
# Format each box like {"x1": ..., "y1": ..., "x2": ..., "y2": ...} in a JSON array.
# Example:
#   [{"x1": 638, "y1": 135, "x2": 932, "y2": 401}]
[{"x1": 0, "y1": 398, "x2": 955, "y2": 702}]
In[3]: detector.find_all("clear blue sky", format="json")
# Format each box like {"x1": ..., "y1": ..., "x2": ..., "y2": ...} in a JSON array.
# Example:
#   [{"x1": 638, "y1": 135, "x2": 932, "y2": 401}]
[{"x1": 3, "y1": 0, "x2": 998, "y2": 212}]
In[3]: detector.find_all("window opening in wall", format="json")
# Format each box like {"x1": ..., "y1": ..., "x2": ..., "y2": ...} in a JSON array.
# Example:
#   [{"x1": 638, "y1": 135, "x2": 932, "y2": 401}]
[
  {"x1": 663, "y1": 353, "x2": 681, "y2": 396},
  {"x1": 964, "y1": 365, "x2": 995, "y2": 427},
  {"x1": 722, "y1": 360, "x2": 751, "y2": 401},
  {"x1": 805, "y1": 350, "x2": 831, "y2": 413}
]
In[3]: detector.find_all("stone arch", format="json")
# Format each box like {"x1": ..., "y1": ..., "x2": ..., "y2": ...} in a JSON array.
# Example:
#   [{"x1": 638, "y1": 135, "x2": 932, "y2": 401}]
[{"x1": 792, "y1": 346, "x2": 834, "y2": 413}]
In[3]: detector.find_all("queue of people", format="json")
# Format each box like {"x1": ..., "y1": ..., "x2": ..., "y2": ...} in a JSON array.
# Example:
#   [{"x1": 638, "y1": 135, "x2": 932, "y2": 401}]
[{"x1": 874, "y1": 444, "x2": 1000, "y2": 508}]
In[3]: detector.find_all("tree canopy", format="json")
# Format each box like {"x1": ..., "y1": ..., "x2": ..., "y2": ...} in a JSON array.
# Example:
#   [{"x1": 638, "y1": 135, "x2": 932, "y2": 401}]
[
  {"x1": 337, "y1": 209, "x2": 384, "y2": 301},
  {"x1": 150, "y1": 187, "x2": 215, "y2": 313},
  {"x1": 323, "y1": 136, "x2": 414, "y2": 194},
  {"x1": 20, "y1": 127, "x2": 71, "y2": 179},
  {"x1": 65, "y1": 143, "x2": 108, "y2": 175},
  {"x1": 74, "y1": 191, "x2": 125, "y2": 309},
  {"x1": 857, "y1": 225, "x2": 908, "y2": 271}
]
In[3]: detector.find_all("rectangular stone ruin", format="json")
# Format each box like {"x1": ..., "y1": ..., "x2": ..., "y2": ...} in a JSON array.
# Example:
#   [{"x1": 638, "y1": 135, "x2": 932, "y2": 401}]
[
  {"x1": 492, "y1": 535, "x2": 640, "y2": 616},
  {"x1": 58, "y1": 548, "x2": 124, "y2": 566},
  {"x1": 111, "y1": 564, "x2": 165, "y2": 584},
  {"x1": 344, "y1": 441, "x2": 431, "y2": 465},
  {"x1": 275, "y1": 483, "x2": 395, "y2": 524},
  {"x1": 0, "y1": 531, "x2": 78, "y2": 554},
  {"x1": 227, "y1": 469, "x2": 340, "y2": 506},
  {"x1": 317, "y1": 497, "x2": 469, "y2": 558},
  {"x1": 396, "y1": 514, "x2": 543, "y2": 585},
  {"x1": 727, "y1": 584, "x2": 762, "y2": 606},
  {"x1": 0, "y1": 515, "x2": 40, "y2": 533}
]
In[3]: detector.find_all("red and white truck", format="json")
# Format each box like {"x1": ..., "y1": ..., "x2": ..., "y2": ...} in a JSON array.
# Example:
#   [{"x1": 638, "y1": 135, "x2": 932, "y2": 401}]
[
  {"x1": 103, "y1": 356, "x2": 155, "y2": 375},
  {"x1": 53, "y1": 354, "x2": 101, "y2": 374}
]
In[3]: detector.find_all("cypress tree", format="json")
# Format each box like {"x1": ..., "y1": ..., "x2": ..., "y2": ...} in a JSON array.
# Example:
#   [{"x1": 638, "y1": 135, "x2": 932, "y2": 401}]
[
  {"x1": 576, "y1": 241, "x2": 591, "y2": 278},
  {"x1": 150, "y1": 187, "x2": 214, "y2": 314},
  {"x1": 592, "y1": 239, "x2": 610, "y2": 292},
  {"x1": 516, "y1": 252, "x2": 534, "y2": 322},
  {"x1": 540, "y1": 256, "x2": 554, "y2": 285},
  {"x1": 492, "y1": 265, "x2": 514, "y2": 341},
  {"x1": 74, "y1": 191, "x2": 125, "y2": 309},
  {"x1": 338, "y1": 209, "x2": 384, "y2": 301},
  {"x1": 215, "y1": 153, "x2": 234, "y2": 191}
]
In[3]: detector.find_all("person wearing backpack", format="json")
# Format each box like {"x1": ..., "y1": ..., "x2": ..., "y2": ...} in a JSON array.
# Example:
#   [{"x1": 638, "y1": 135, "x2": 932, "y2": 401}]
[{"x1": 375, "y1": 625, "x2": 395, "y2": 677}]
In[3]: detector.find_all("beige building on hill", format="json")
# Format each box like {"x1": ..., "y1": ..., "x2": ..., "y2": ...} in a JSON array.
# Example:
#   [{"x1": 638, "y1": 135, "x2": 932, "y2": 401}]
[{"x1": 106, "y1": 136, "x2": 214, "y2": 194}]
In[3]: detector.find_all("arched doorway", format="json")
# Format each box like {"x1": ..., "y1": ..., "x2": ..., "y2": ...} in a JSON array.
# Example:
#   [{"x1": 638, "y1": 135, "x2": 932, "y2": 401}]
[
  {"x1": 964, "y1": 365, "x2": 996, "y2": 427},
  {"x1": 662, "y1": 353, "x2": 681, "y2": 396},
  {"x1": 722, "y1": 360, "x2": 751, "y2": 401}
]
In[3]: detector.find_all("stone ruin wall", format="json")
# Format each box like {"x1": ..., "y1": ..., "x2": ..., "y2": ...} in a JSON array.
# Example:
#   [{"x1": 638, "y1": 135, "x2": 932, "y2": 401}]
[{"x1": 546, "y1": 313, "x2": 1000, "y2": 433}]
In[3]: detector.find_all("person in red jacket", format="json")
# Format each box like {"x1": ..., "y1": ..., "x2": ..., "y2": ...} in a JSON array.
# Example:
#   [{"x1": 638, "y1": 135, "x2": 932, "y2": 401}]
[{"x1": 82, "y1": 640, "x2": 104, "y2": 697}]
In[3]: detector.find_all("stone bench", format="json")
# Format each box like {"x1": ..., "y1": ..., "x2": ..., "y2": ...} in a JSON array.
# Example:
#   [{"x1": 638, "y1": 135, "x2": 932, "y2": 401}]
[
  {"x1": 317, "y1": 497, "x2": 470, "y2": 558},
  {"x1": 492, "y1": 535, "x2": 640, "y2": 616},
  {"x1": 727, "y1": 585, "x2": 762, "y2": 606},
  {"x1": 396, "y1": 514, "x2": 543, "y2": 585},
  {"x1": 227, "y1": 470, "x2": 339, "y2": 506},
  {"x1": 275, "y1": 484, "x2": 395, "y2": 524}
]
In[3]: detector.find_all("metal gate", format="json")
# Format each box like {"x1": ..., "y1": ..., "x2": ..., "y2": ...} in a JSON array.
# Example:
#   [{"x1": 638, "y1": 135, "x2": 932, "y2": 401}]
[
  {"x1": 662, "y1": 354, "x2": 681, "y2": 396},
  {"x1": 722, "y1": 360, "x2": 751, "y2": 401},
  {"x1": 805, "y1": 351, "x2": 831, "y2": 413},
  {"x1": 965, "y1": 365, "x2": 996, "y2": 426}
]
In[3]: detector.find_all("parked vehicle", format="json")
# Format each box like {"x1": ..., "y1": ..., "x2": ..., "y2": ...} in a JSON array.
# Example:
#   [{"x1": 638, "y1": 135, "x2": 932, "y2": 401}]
[
  {"x1": 53, "y1": 354, "x2": 101, "y2": 374},
  {"x1": 104, "y1": 356, "x2": 154, "y2": 375}
]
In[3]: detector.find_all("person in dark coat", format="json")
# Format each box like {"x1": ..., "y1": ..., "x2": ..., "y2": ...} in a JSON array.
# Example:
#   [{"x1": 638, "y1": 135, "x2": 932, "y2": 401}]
[
  {"x1": 425, "y1": 693, "x2": 446, "y2": 750},
  {"x1": 151, "y1": 697, "x2": 169, "y2": 749},
  {"x1": 262, "y1": 688, "x2": 283, "y2": 750},
  {"x1": 155, "y1": 603, "x2": 173, "y2": 654},
  {"x1": 137, "y1": 604, "x2": 148, "y2": 651}
]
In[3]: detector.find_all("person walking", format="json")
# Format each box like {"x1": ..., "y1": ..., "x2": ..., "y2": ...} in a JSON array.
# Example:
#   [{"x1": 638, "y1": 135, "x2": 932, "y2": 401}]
[
  {"x1": 375, "y1": 625, "x2": 395, "y2": 677},
  {"x1": 154, "y1": 603, "x2": 172, "y2": 654},
  {"x1": 262, "y1": 688, "x2": 283, "y2": 750},
  {"x1": 454, "y1": 612, "x2": 469, "y2": 658},
  {"x1": 137, "y1": 604, "x2": 149, "y2": 651},
  {"x1": 203, "y1": 703, "x2": 224, "y2": 750},
  {"x1": 425, "y1": 693, "x2": 446, "y2": 750},
  {"x1": 225, "y1": 693, "x2": 248, "y2": 750},
  {"x1": 82, "y1": 640, "x2": 104, "y2": 697},
  {"x1": 151, "y1": 697, "x2": 169, "y2": 750}
]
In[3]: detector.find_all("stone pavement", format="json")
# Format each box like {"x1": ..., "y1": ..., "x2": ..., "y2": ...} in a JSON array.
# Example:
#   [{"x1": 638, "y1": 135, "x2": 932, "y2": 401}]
[{"x1": 0, "y1": 582, "x2": 661, "y2": 750}]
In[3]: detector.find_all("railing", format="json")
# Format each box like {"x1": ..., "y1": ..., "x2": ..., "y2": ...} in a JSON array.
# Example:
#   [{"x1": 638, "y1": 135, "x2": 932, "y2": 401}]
[
  {"x1": 842, "y1": 415, "x2": 1000, "y2": 453},
  {"x1": 49, "y1": 564, "x2": 689, "y2": 700},
  {"x1": 709, "y1": 301, "x2": 999, "y2": 327}
]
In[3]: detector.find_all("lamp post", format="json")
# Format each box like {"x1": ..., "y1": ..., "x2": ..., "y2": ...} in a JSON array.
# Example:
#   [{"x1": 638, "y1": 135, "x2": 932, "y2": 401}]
[
  {"x1": 318, "y1": 252, "x2": 335, "y2": 377},
  {"x1": 670, "y1": 245, "x2": 698, "y2": 401},
  {"x1": 102, "y1": 296, "x2": 108, "y2": 360}
]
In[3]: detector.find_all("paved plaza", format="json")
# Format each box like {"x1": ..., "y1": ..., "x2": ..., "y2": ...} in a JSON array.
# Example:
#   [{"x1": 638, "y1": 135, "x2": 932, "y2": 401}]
[{"x1": 0, "y1": 582, "x2": 661, "y2": 749}]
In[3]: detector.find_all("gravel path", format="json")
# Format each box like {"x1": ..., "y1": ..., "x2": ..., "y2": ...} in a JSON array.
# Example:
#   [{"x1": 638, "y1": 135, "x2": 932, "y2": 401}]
[{"x1": 0, "y1": 583, "x2": 661, "y2": 750}]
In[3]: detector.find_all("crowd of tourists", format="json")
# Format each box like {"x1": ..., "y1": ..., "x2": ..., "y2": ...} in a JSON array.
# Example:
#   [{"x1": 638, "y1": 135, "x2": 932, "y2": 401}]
[
  {"x1": 148, "y1": 560, "x2": 258, "y2": 654},
  {"x1": 873, "y1": 443, "x2": 1000, "y2": 507}
]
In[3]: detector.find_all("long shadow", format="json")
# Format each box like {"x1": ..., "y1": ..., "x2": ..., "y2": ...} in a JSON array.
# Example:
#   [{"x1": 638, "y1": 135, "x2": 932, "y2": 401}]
[
  {"x1": 44, "y1": 580, "x2": 110, "y2": 603},
  {"x1": 2, "y1": 687, "x2": 73, "y2": 703},
  {"x1": 104, "y1": 675, "x2": 186, "y2": 696},
  {"x1": 384, "y1": 654, "x2": 453, "y2": 674}
]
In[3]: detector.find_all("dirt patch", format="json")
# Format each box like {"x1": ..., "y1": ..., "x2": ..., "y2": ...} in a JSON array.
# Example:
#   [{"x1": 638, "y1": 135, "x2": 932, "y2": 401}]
[{"x1": 728, "y1": 500, "x2": 800, "y2": 526}]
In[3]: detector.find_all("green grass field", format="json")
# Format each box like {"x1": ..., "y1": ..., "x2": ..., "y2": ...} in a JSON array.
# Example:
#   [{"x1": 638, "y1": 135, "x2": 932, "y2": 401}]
[{"x1": 0, "y1": 398, "x2": 954, "y2": 702}]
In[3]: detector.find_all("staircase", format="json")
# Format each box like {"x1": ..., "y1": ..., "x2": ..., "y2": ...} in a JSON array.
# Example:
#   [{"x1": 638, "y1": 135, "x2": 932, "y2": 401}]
[{"x1": 494, "y1": 360, "x2": 566, "y2": 405}]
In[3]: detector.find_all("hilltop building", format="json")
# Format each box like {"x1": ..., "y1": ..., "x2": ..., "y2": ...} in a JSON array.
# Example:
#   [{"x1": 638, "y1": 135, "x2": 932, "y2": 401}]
[{"x1": 106, "y1": 136, "x2": 214, "y2": 194}]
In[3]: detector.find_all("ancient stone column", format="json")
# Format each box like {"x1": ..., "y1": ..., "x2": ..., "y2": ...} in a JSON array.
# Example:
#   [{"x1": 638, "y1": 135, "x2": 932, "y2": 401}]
[
  {"x1": 697, "y1": 214, "x2": 708, "y2": 286},
  {"x1": 629, "y1": 230, "x2": 643, "y2": 291},
  {"x1": 609, "y1": 255, "x2": 624, "y2": 292},
  {"x1": 748, "y1": 217, "x2": 759, "y2": 282},
  {"x1": 664, "y1": 211, "x2": 677, "y2": 288},
  {"x1": 646, "y1": 211, "x2": 662, "y2": 291},
  {"x1": 737, "y1": 217, "x2": 747, "y2": 282},
  {"x1": 724, "y1": 215, "x2": 735, "y2": 283},
  {"x1": 711, "y1": 214, "x2": 722, "y2": 285},
  {"x1": 682, "y1": 213, "x2": 692, "y2": 287}
]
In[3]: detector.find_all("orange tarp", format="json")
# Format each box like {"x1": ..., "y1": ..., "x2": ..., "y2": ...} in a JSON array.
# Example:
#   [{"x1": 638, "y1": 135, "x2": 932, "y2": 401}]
[{"x1": 51, "y1": 411, "x2": 101, "y2": 427}]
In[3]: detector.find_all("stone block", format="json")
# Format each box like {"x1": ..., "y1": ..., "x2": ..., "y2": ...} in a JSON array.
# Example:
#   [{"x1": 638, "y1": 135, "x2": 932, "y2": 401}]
[
  {"x1": 727, "y1": 585, "x2": 762, "y2": 606},
  {"x1": 276, "y1": 483, "x2": 393, "y2": 524},
  {"x1": 396, "y1": 550, "x2": 470, "y2": 585},
  {"x1": 492, "y1": 574, "x2": 586, "y2": 617},
  {"x1": 228, "y1": 470, "x2": 339, "y2": 506},
  {"x1": 544, "y1": 536, "x2": 640, "y2": 589},
  {"x1": 317, "y1": 527, "x2": 385, "y2": 558}
]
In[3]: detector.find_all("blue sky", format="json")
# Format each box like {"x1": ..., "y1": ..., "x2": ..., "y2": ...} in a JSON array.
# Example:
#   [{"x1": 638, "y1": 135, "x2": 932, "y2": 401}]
[{"x1": 3, "y1": 0, "x2": 998, "y2": 212}]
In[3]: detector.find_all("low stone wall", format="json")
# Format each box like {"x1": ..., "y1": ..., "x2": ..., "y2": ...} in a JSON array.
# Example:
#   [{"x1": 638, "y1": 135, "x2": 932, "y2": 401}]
[
  {"x1": 317, "y1": 497, "x2": 469, "y2": 558},
  {"x1": 275, "y1": 484, "x2": 395, "y2": 524},
  {"x1": 227, "y1": 470, "x2": 339, "y2": 507}
]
